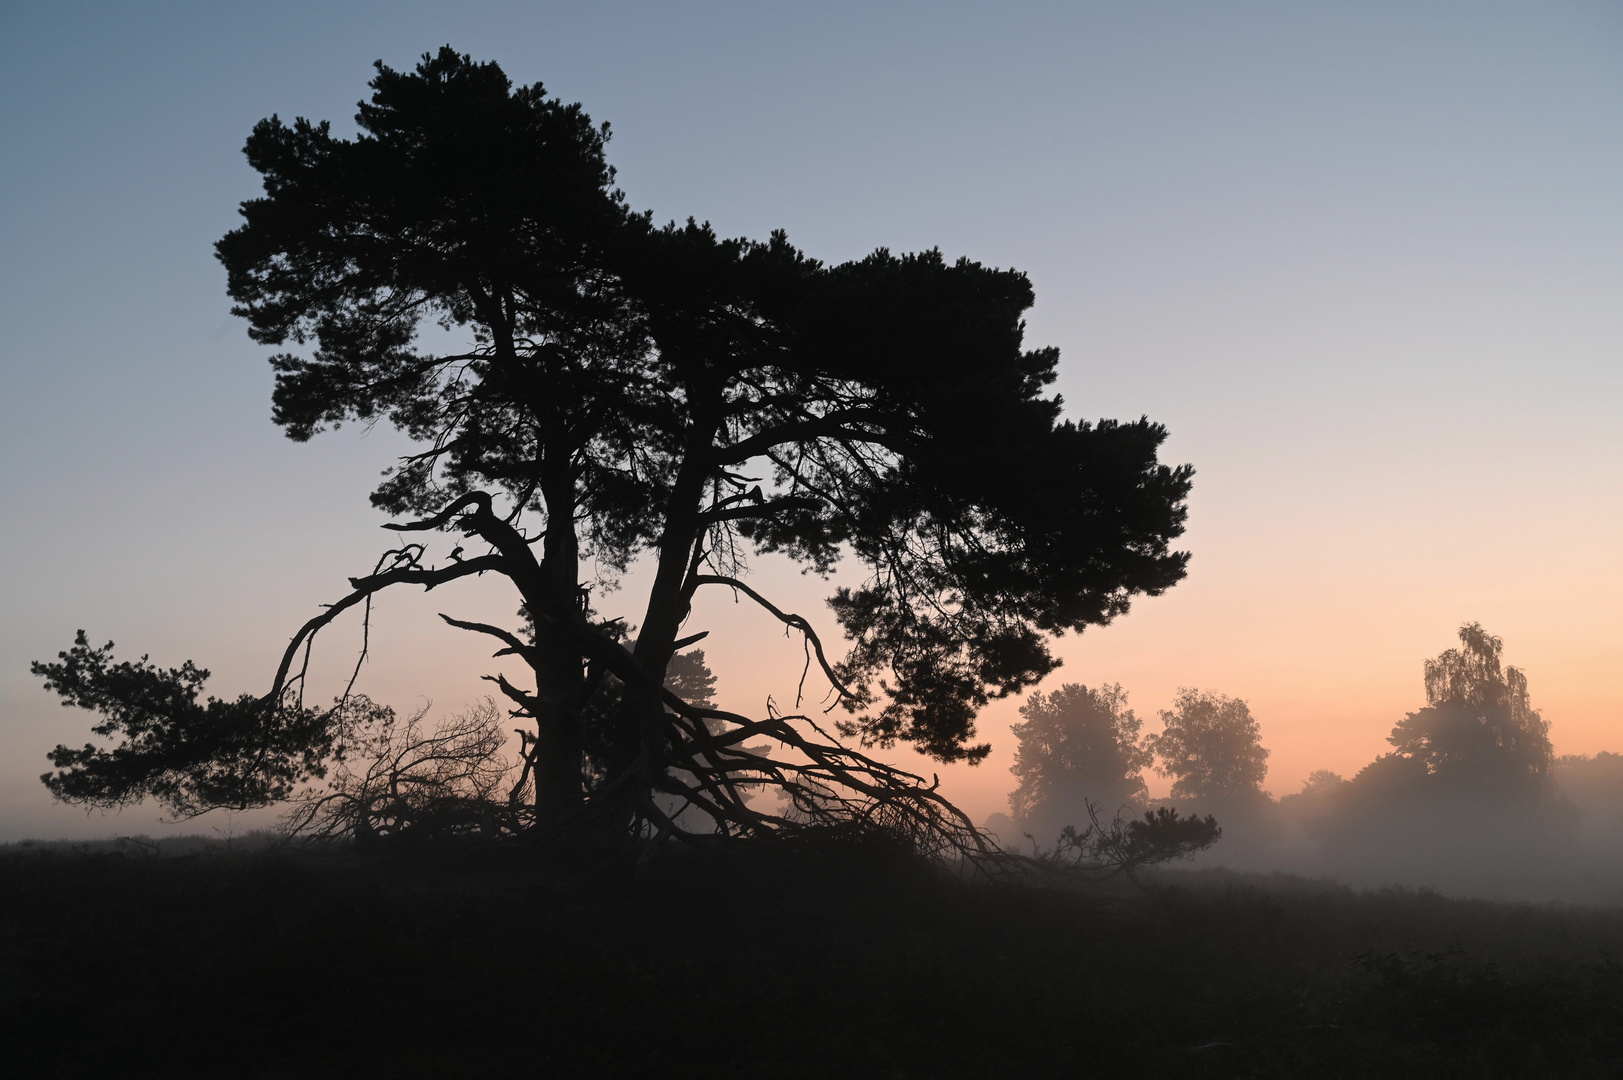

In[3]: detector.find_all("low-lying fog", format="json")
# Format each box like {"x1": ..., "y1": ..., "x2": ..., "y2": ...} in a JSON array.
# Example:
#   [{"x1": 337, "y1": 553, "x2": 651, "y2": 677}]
[
  {"x1": 990, "y1": 751, "x2": 1623, "y2": 904},
  {"x1": 985, "y1": 624, "x2": 1623, "y2": 904}
]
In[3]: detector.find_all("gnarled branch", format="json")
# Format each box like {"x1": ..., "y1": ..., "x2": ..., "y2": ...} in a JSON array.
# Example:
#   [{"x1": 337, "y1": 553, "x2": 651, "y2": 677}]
[
  {"x1": 688, "y1": 574, "x2": 857, "y2": 706},
  {"x1": 266, "y1": 555, "x2": 503, "y2": 706}
]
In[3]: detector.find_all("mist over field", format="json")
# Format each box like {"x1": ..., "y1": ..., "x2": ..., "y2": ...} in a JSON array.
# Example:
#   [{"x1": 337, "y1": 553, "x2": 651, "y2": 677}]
[
  {"x1": 1147, "y1": 750, "x2": 1623, "y2": 903},
  {"x1": 983, "y1": 624, "x2": 1623, "y2": 904}
]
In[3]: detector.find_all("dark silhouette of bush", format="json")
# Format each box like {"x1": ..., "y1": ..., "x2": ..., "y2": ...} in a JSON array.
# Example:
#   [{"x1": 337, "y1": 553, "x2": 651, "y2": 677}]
[
  {"x1": 281, "y1": 697, "x2": 515, "y2": 845},
  {"x1": 1044, "y1": 804, "x2": 1222, "y2": 882}
]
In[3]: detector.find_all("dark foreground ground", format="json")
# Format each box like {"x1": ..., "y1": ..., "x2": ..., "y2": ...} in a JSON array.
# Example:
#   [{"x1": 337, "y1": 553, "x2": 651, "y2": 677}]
[{"x1": 2, "y1": 839, "x2": 1622, "y2": 1078}]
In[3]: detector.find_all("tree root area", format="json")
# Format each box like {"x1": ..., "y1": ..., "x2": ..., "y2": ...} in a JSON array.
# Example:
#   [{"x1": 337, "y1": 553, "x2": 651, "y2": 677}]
[{"x1": 3, "y1": 843, "x2": 1622, "y2": 1078}]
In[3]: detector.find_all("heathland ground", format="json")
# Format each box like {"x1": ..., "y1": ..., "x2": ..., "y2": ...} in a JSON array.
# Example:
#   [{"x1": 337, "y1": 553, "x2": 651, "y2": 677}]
[{"x1": 3, "y1": 837, "x2": 1621, "y2": 1077}]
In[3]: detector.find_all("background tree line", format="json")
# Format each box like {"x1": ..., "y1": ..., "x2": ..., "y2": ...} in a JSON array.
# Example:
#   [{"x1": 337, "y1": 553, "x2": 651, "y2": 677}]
[
  {"x1": 1001, "y1": 621, "x2": 1623, "y2": 899},
  {"x1": 993, "y1": 682, "x2": 1269, "y2": 852}
]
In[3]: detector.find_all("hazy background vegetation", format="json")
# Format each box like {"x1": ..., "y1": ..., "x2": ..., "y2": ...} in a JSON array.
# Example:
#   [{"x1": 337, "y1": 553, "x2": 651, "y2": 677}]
[{"x1": 989, "y1": 625, "x2": 1623, "y2": 902}]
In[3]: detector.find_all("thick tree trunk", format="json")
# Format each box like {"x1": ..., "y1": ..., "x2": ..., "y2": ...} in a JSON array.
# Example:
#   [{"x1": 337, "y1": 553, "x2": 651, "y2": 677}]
[
  {"x1": 529, "y1": 646, "x2": 585, "y2": 822},
  {"x1": 529, "y1": 462, "x2": 586, "y2": 820},
  {"x1": 633, "y1": 414, "x2": 718, "y2": 676},
  {"x1": 609, "y1": 409, "x2": 719, "y2": 794}
]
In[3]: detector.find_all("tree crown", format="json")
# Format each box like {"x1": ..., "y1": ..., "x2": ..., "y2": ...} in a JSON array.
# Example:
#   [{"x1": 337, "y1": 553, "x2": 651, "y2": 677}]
[
  {"x1": 1149, "y1": 688, "x2": 1269, "y2": 803},
  {"x1": 212, "y1": 47, "x2": 1195, "y2": 765},
  {"x1": 1009, "y1": 683, "x2": 1152, "y2": 823},
  {"x1": 1388, "y1": 622, "x2": 1552, "y2": 785}
]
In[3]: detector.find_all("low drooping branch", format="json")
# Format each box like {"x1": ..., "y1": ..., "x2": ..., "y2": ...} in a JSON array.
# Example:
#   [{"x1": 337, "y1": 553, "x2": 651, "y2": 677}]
[
  {"x1": 688, "y1": 574, "x2": 857, "y2": 706},
  {"x1": 266, "y1": 554, "x2": 504, "y2": 707},
  {"x1": 438, "y1": 614, "x2": 541, "y2": 666}
]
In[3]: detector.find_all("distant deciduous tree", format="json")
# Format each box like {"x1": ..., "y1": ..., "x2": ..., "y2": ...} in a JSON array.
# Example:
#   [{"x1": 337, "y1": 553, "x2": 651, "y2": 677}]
[
  {"x1": 1387, "y1": 623, "x2": 1552, "y2": 788},
  {"x1": 1008, "y1": 683, "x2": 1152, "y2": 831},
  {"x1": 1308, "y1": 626, "x2": 1561, "y2": 861},
  {"x1": 1274, "y1": 768, "x2": 1349, "y2": 834},
  {"x1": 1300, "y1": 769, "x2": 1347, "y2": 797},
  {"x1": 1149, "y1": 689, "x2": 1269, "y2": 803}
]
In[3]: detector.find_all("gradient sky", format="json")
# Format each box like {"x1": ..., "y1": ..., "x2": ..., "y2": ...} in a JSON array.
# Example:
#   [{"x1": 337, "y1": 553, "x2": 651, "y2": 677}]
[{"x1": 3, "y1": 1, "x2": 1620, "y2": 839}]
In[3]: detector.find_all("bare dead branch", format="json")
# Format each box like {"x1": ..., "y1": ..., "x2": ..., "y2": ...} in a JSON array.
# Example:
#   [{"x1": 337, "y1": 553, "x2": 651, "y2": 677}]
[
  {"x1": 265, "y1": 555, "x2": 504, "y2": 707},
  {"x1": 438, "y1": 614, "x2": 540, "y2": 665},
  {"x1": 689, "y1": 574, "x2": 857, "y2": 706}
]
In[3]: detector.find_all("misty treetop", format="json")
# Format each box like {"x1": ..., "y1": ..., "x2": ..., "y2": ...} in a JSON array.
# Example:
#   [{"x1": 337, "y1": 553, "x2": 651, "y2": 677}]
[
  {"x1": 1008, "y1": 683, "x2": 1153, "y2": 827},
  {"x1": 998, "y1": 622, "x2": 1574, "y2": 889},
  {"x1": 1305, "y1": 624, "x2": 1552, "y2": 814},
  {"x1": 1387, "y1": 622, "x2": 1553, "y2": 787},
  {"x1": 1150, "y1": 689, "x2": 1270, "y2": 804},
  {"x1": 998, "y1": 681, "x2": 1222, "y2": 871},
  {"x1": 40, "y1": 47, "x2": 1195, "y2": 853},
  {"x1": 1002, "y1": 681, "x2": 1267, "y2": 856},
  {"x1": 1258, "y1": 622, "x2": 1587, "y2": 900},
  {"x1": 1301, "y1": 622, "x2": 1558, "y2": 845},
  {"x1": 1299, "y1": 769, "x2": 1348, "y2": 798}
]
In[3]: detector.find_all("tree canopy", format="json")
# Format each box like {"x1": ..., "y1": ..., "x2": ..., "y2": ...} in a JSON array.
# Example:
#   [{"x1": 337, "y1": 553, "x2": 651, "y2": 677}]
[
  {"x1": 1149, "y1": 689, "x2": 1270, "y2": 804},
  {"x1": 38, "y1": 48, "x2": 1193, "y2": 851},
  {"x1": 1387, "y1": 622, "x2": 1552, "y2": 788},
  {"x1": 1305, "y1": 626, "x2": 1563, "y2": 866},
  {"x1": 1008, "y1": 683, "x2": 1152, "y2": 832}
]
